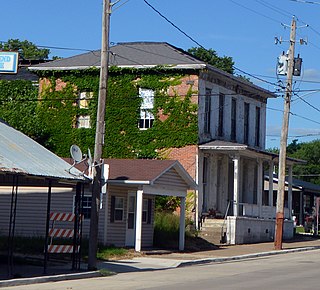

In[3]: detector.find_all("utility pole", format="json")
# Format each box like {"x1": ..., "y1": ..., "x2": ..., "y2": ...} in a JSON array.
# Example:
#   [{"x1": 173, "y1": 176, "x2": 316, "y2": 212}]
[
  {"x1": 274, "y1": 17, "x2": 296, "y2": 250},
  {"x1": 88, "y1": 0, "x2": 111, "y2": 270}
]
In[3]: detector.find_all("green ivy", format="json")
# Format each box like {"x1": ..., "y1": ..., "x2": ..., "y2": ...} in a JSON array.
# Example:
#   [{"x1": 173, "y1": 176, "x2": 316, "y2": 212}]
[{"x1": 1, "y1": 68, "x2": 198, "y2": 158}]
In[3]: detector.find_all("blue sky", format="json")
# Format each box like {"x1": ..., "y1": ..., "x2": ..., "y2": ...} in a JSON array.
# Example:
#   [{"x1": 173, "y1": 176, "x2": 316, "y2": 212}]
[{"x1": 2, "y1": 0, "x2": 320, "y2": 149}]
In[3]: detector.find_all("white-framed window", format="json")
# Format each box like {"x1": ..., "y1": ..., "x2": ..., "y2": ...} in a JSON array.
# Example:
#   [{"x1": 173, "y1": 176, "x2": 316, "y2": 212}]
[
  {"x1": 139, "y1": 88, "x2": 154, "y2": 129},
  {"x1": 110, "y1": 196, "x2": 124, "y2": 222},
  {"x1": 142, "y1": 199, "x2": 148, "y2": 223},
  {"x1": 76, "y1": 115, "x2": 91, "y2": 129},
  {"x1": 78, "y1": 91, "x2": 92, "y2": 109},
  {"x1": 73, "y1": 195, "x2": 91, "y2": 220}
]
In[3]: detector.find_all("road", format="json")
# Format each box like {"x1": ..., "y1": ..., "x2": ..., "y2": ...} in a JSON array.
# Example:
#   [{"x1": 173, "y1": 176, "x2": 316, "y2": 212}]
[{"x1": 4, "y1": 250, "x2": 320, "y2": 290}]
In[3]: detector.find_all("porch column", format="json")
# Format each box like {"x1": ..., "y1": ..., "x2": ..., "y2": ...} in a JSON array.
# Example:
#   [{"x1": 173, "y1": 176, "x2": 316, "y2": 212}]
[
  {"x1": 135, "y1": 190, "x2": 143, "y2": 252},
  {"x1": 179, "y1": 196, "x2": 186, "y2": 251},
  {"x1": 232, "y1": 156, "x2": 240, "y2": 217},
  {"x1": 257, "y1": 159, "x2": 263, "y2": 218},
  {"x1": 299, "y1": 191, "x2": 303, "y2": 225},
  {"x1": 288, "y1": 165, "x2": 293, "y2": 219},
  {"x1": 268, "y1": 161, "x2": 274, "y2": 206}
]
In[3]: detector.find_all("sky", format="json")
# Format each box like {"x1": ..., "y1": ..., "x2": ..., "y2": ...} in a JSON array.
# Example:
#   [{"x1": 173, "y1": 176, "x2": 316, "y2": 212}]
[{"x1": 1, "y1": 0, "x2": 320, "y2": 149}]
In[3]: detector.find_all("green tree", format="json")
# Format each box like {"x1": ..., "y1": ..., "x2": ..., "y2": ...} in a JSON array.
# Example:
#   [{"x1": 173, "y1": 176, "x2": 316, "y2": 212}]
[
  {"x1": 0, "y1": 39, "x2": 50, "y2": 60},
  {"x1": 287, "y1": 139, "x2": 320, "y2": 185},
  {"x1": 187, "y1": 47, "x2": 234, "y2": 74}
]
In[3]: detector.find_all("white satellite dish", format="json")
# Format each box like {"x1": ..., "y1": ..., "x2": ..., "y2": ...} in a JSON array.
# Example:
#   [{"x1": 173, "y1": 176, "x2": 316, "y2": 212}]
[{"x1": 70, "y1": 145, "x2": 83, "y2": 163}]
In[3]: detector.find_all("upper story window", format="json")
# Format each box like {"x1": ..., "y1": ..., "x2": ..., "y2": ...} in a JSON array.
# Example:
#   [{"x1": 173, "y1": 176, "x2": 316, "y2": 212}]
[
  {"x1": 204, "y1": 88, "x2": 212, "y2": 134},
  {"x1": 244, "y1": 102, "x2": 250, "y2": 144},
  {"x1": 76, "y1": 115, "x2": 91, "y2": 129},
  {"x1": 78, "y1": 91, "x2": 92, "y2": 109},
  {"x1": 231, "y1": 98, "x2": 237, "y2": 141},
  {"x1": 139, "y1": 88, "x2": 154, "y2": 129},
  {"x1": 218, "y1": 93, "x2": 225, "y2": 137},
  {"x1": 255, "y1": 106, "x2": 261, "y2": 147}
]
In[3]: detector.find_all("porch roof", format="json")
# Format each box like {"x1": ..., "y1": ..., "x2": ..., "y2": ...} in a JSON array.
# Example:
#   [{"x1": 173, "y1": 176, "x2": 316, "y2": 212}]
[
  {"x1": 199, "y1": 140, "x2": 305, "y2": 165},
  {"x1": 105, "y1": 159, "x2": 197, "y2": 190}
]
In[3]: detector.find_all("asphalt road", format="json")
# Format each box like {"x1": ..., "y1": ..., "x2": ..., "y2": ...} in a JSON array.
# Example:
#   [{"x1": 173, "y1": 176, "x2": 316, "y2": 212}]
[{"x1": 4, "y1": 249, "x2": 320, "y2": 290}]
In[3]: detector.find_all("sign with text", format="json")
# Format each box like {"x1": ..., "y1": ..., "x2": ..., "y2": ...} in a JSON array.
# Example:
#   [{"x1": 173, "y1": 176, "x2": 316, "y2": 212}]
[{"x1": 0, "y1": 51, "x2": 18, "y2": 74}]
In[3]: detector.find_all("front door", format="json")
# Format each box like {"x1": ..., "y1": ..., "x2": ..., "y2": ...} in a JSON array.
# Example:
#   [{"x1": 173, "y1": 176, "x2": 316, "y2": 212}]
[{"x1": 125, "y1": 193, "x2": 136, "y2": 247}]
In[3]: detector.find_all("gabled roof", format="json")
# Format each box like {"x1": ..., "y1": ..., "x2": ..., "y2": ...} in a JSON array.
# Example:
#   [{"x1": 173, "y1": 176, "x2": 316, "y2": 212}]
[
  {"x1": 0, "y1": 119, "x2": 86, "y2": 183},
  {"x1": 105, "y1": 158, "x2": 196, "y2": 189},
  {"x1": 29, "y1": 42, "x2": 206, "y2": 71}
]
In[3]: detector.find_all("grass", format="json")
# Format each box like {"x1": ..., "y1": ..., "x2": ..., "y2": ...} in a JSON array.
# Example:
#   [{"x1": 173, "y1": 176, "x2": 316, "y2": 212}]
[{"x1": 96, "y1": 246, "x2": 139, "y2": 260}]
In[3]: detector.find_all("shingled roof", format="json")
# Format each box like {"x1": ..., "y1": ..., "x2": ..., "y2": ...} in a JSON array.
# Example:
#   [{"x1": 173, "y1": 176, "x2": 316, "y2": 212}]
[{"x1": 29, "y1": 42, "x2": 206, "y2": 71}]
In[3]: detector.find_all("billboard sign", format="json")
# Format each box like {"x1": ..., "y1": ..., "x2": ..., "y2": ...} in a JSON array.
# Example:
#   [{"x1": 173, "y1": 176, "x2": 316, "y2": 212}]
[{"x1": 0, "y1": 51, "x2": 18, "y2": 74}]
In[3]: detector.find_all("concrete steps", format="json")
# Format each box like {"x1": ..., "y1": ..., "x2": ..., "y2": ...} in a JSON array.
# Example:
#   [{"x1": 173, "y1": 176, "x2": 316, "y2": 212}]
[{"x1": 199, "y1": 218, "x2": 226, "y2": 245}]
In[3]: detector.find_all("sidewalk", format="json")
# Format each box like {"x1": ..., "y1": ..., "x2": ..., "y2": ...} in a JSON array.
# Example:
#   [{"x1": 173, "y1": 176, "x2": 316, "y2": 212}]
[
  {"x1": 99, "y1": 234, "x2": 320, "y2": 272},
  {"x1": 1, "y1": 234, "x2": 320, "y2": 287}
]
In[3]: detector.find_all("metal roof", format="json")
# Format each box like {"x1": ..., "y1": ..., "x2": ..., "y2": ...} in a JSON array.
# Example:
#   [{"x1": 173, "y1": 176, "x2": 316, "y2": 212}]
[{"x1": 0, "y1": 120, "x2": 86, "y2": 182}]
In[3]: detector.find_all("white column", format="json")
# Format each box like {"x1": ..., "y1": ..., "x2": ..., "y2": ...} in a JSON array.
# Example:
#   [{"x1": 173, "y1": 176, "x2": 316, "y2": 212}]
[
  {"x1": 257, "y1": 159, "x2": 263, "y2": 218},
  {"x1": 288, "y1": 165, "x2": 293, "y2": 219},
  {"x1": 179, "y1": 196, "x2": 186, "y2": 251},
  {"x1": 299, "y1": 191, "x2": 303, "y2": 225},
  {"x1": 135, "y1": 190, "x2": 143, "y2": 252},
  {"x1": 268, "y1": 161, "x2": 274, "y2": 207},
  {"x1": 233, "y1": 156, "x2": 240, "y2": 217}
]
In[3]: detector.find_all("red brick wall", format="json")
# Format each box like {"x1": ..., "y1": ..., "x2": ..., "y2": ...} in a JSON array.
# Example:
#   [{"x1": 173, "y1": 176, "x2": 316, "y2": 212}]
[{"x1": 159, "y1": 145, "x2": 198, "y2": 180}]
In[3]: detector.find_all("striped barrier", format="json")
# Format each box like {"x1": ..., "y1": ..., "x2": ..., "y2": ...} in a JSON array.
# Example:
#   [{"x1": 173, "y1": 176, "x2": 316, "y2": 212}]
[
  {"x1": 50, "y1": 212, "x2": 75, "y2": 222},
  {"x1": 49, "y1": 228, "x2": 74, "y2": 238},
  {"x1": 48, "y1": 245, "x2": 80, "y2": 254}
]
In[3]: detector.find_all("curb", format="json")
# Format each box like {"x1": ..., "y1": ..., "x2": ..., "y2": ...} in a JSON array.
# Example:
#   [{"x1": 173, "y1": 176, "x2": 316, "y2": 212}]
[
  {"x1": 178, "y1": 246, "x2": 320, "y2": 267},
  {"x1": 0, "y1": 271, "x2": 101, "y2": 288}
]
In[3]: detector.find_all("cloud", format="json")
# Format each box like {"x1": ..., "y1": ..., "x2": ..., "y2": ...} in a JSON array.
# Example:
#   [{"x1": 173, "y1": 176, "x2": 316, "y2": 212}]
[{"x1": 301, "y1": 68, "x2": 320, "y2": 81}]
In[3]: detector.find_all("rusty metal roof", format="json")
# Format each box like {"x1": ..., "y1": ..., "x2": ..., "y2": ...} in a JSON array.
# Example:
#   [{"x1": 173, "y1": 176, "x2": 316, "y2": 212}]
[{"x1": 0, "y1": 120, "x2": 86, "y2": 182}]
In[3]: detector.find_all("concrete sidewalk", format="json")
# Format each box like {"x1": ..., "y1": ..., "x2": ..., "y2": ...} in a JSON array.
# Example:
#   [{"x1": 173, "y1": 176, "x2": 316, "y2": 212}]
[
  {"x1": 99, "y1": 234, "x2": 320, "y2": 272},
  {"x1": 1, "y1": 234, "x2": 320, "y2": 287}
]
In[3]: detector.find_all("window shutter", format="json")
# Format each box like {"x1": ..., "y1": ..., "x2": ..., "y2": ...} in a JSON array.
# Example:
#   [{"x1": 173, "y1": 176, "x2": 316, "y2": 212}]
[
  {"x1": 147, "y1": 199, "x2": 152, "y2": 224},
  {"x1": 110, "y1": 196, "x2": 115, "y2": 223}
]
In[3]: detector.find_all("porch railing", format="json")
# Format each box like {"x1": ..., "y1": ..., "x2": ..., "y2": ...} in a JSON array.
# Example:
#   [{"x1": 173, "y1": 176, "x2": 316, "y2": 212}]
[{"x1": 238, "y1": 203, "x2": 290, "y2": 219}]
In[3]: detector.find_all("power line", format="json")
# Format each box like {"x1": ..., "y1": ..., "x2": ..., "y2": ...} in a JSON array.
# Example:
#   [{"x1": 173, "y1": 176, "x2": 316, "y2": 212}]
[
  {"x1": 228, "y1": 0, "x2": 282, "y2": 24},
  {"x1": 142, "y1": 0, "x2": 204, "y2": 48}
]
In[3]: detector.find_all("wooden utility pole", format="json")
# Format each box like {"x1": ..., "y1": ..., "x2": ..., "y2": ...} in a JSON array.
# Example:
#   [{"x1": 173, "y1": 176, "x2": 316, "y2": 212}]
[
  {"x1": 88, "y1": 0, "x2": 111, "y2": 270},
  {"x1": 274, "y1": 17, "x2": 296, "y2": 250}
]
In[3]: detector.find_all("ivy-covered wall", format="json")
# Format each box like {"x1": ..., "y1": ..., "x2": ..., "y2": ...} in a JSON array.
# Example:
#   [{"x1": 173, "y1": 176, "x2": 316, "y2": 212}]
[{"x1": 1, "y1": 68, "x2": 199, "y2": 159}]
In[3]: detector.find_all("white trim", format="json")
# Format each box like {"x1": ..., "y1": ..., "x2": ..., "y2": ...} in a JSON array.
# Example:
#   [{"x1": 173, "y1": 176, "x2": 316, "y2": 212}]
[
  {"x1": 135, "y1": 190, "x2": 143, "y2": 252},
  {"x1": 142, "y1": 185, "x2": 187, "y2": 197}
]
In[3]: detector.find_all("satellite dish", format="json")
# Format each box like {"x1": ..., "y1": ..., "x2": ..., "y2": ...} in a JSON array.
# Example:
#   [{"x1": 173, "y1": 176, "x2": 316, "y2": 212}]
[
  {"x1": 70, "y1": 145, "x2": 83, "y2": 163},
  {"x1": 88, "y1": 148, "x2": 93, "y2": 165}
]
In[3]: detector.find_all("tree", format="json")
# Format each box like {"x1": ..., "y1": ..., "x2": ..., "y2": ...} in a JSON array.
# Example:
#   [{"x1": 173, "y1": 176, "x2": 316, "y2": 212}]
[
  {"x1": 287, "y1": 139, "x2": 320, "y2": 185},
  {"x1": 187, "y1": 47, "x2": 234, "y2": 74},
  {"x1": 0, "y1": 39, "x2": 50, "y2": 60}
]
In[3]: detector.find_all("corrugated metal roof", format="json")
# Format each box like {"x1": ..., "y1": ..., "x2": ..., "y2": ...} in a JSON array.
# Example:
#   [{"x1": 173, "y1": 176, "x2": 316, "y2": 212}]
[{"x1": 0, "y1": 120, "x2": 86, "y2": 182}]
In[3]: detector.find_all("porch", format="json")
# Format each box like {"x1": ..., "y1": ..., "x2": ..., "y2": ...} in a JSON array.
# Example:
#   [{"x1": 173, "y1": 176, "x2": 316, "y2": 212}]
[{"x1": 197, "y1": 140, "x2": 302, "y2": 244}]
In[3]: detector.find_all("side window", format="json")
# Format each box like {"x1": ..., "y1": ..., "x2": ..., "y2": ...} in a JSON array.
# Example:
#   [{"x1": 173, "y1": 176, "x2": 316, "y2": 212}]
[
  {"x1": 244, "y1": 102, "x2": 250, "y2": 144},
  {"x1": 204, "y1": 88, "x2": 212, "y2": 134},
  {"x1": 142, "y1": 198, "x2": 152, "y2": 224},
  {"x1": 218, "y1": 93, "x2": 224, "y2": 137},
  {"x1": 110, "y1": 196, "x2": 124, "y2": 222},
  {"x1": 139, "y1": 88, "x2": 154, "y2": 129},
  {"x1": 76, "y1": 115, "x2": 91, "y2": 129},
  {"x1": 231, "y1": 98, "x2": 237, "y2": 141},
  {"x1": 78, "y1": 92, "x2": 92, "y2": 109},
  {"x1": 255, "y1": 106, "x2": 261, "y2": 147},
  {"x1": 73, "y1": 195, "x2": 91, "y2": 220}
]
